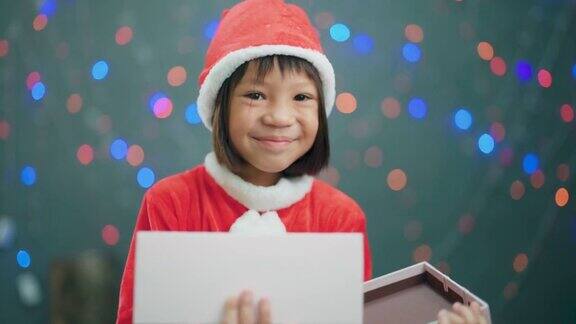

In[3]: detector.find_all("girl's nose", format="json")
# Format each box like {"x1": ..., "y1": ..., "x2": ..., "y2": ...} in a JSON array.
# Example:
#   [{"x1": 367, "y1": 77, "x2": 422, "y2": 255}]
[{"x1": 262, "y1": 104, "x2": 295, "y2": 127}]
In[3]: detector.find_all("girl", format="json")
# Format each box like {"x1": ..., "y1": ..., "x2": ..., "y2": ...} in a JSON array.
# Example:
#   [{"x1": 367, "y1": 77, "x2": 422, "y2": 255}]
[{"x1": 116, "y1": 1, "x2": 487, "y2": 323}]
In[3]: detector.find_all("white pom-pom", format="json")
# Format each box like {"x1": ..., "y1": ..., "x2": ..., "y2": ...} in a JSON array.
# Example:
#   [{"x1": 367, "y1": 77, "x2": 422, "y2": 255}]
[{"x1": 229, "y1": 210, "x2": 286, "y2": 235}]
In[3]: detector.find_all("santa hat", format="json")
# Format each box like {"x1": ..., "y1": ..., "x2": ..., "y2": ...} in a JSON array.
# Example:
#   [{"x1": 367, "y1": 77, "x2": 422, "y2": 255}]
[{"x1": 196, "y1": 0, "x2": 336, "y2": 131}]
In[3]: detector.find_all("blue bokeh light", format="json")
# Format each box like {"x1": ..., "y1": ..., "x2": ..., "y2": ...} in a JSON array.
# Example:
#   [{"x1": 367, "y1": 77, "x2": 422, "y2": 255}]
[
  {"x1": 148, "y1": 91, "x2": 167, "y2": 111},
  {"x1": 572, "y1": 64, "x2": 576, "y2": 79},
  {"x1": 522, "y1": 153, "x2": 539, "y2": 175},
  {"x1": 39, "y1": 0, "x2": 57, "y2": 16},
  {"x1": 408, "y1": 98, "x2": 427, "y2": 119},
  {"x1": 478, "y1": 134, "x2": 495, "y2": 154},
  {"x1": 204, "y1": 20, "x2": 219, "y2": 40},
  {"x1": 515, "y1": 60, "x2": 533, "y2": 81},
  {"x1": 17, "y1": 249, "x2": 31, "y2": 268},
  {"x1": 454, "y1": 108, "x2": 473, "y2": 130},
  {"x1": 402, "y1": 43, "x2": 421, "y2": 63},
  {"x1": 353, "y1": 34, "x2": 374, "y2": 54},
  {"x1": 329, "y1": 23, "x2": 350, "y2": 42},
  {"x1": 92, "y1": 60, "x2": 109, "y2": 80},
  {"x1": 185, "y1": 103, "x2": 202, "y2": 125},
  {"x1": 31, "y1": 82, "x2": 46, "y2": 100},
  {"x1": 20, "y1": 166, "x2": 36, "y2": 186},
  {"x1": 110, "y1": 138, "x2": 128, "y2": 160},
  {"x1": 137, "y1": 167, "x2": 155, "y2": 188}
]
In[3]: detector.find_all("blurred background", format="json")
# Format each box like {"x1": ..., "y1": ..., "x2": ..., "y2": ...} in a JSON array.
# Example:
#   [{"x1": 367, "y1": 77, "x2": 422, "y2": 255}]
[{"x1": 1, "y1": 0, "x2": 575, "y2": 323}]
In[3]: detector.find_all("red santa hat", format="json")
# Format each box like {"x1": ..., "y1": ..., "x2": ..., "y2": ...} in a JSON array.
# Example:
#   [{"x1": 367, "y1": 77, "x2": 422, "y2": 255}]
[{"x1": 196, "y1": 0, "x2": 336, "y2": 131}]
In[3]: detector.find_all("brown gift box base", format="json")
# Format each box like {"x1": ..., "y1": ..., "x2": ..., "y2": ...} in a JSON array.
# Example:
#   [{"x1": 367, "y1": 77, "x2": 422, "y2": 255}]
[{"x1": 363, "y1": 262, "x2": 492, "y2": 324}]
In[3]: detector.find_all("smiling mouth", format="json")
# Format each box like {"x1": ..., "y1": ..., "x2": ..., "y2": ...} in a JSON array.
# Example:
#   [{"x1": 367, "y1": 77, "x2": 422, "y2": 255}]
[{"x1": 252, "y1": 136, "x2": 294, "y2": 151}]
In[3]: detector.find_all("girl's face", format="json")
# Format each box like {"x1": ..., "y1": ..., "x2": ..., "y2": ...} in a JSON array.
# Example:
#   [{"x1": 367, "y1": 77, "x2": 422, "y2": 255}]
[{"x1": 228, "y1": 59, "x2": 319, "y2": 183}]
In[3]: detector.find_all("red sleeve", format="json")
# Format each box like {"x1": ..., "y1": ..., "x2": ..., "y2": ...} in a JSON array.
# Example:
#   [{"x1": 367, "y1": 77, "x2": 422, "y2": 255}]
[
  {"x1": 327, "y1": 204, "x2": 373, "y2": 282},
  {"x1": 355, "y1": 210, "x2": 373, "y2": 282},
  {"x1": 116, "y1": 191, "x2": 179, "y2": 324}
]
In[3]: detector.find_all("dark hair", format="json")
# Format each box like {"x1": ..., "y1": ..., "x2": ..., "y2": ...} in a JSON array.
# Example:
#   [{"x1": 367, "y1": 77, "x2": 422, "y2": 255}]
[{"x1": 212, "y1": 54, "x2": 330, "y2": 177}]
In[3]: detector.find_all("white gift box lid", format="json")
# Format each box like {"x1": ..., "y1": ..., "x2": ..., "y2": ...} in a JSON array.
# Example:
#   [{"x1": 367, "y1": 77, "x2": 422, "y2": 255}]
[{"x1": 364, "y1": 262, "x2": 492, "y2": 324}]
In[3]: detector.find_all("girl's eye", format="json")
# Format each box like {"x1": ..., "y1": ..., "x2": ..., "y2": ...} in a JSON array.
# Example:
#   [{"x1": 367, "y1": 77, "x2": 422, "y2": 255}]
[
  {"x1": 245, "y1": 92, "x2": 265, "y2": 100},
  {"x1": 294, "y1": 94, "x2": 311, "y2": 101}
]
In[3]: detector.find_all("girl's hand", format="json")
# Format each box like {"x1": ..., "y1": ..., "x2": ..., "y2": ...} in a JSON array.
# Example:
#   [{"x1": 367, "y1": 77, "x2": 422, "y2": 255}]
[
  {"x1": 221, "y1": 289, "x2": 272, "y2": 324},
  {"x1": 437, "y1": 301, "x2": 488, "y2": 324}
]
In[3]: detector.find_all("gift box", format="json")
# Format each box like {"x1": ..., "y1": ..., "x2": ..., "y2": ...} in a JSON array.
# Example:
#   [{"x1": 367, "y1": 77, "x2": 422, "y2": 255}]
[{"x1": 364, "y1": 262, "x2": 492, "y2": 324}]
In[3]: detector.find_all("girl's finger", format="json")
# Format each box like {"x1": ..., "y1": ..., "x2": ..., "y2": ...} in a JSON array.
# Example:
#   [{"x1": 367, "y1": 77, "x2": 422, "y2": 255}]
[
  {"x1": 239, "y1": 290, "x2": 255, "y2": 324},
  {"x1": 257, "y1": 297, "x2": 272, "y2": 324},
  {"x1": 438, "y1": 309, "x2": 467, "y2": 324},
  {"x1": 221, "y1": 296, "x2": 238, "y2": 324},
  {"x1": 452, "y1": 302, "x2": 476, "y2": 323}
]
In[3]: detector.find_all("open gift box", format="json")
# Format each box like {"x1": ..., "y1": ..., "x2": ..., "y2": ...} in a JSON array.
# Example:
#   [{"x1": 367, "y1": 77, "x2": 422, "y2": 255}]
[{"x1": 363, "y1": 262, "x2": 492, "y2": 324}]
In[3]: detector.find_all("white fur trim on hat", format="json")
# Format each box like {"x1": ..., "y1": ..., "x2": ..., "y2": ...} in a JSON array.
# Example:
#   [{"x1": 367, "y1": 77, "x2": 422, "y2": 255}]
[
  {"x1": 197, "y1": 44, "x2": 336, "y2": 131},
  {"x1": 229, "y1": 210, "x2": 287, "y2": 235},
  {"x1": 204, "y1": 152, "x2": 313, "y2": 212}
]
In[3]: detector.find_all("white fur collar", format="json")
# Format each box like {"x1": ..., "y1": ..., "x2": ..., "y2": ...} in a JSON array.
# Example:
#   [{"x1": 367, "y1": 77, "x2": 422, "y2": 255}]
[{"x1": 204, "y1": 152, "x2": 313, "y2": 212}]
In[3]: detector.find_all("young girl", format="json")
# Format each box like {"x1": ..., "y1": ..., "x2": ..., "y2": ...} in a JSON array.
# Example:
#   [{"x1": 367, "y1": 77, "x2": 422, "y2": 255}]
[{"x1": 116, "y1": 1, "x2": 487, "y2": 323}]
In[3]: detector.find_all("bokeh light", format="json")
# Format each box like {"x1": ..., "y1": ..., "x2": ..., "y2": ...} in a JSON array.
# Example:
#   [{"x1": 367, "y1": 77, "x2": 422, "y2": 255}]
[
  {"x1": 454, "y1": 108, "x2": 472, "y2": 130},
  {"x1": 408, "y1": 97, "x2": 427, "y2": 119},
  {"x1": 204, "y1": 20, "x2": 219, "y2": 40},
  {"x1": 490, "y1": 122, "x2": 506, "y2": 142},
  {"x1": 458, "y1": 214, "x2": 475, "y2": 235},
  {"x1": 516, "y1": 60, "x2": 533, "y2": 81},
  {"x1": 364, "y1": 146, "x2": 383, "y2": 168},
  {"x1": 530, "y1": 170, "x2": 545, "y2": 189},
  {"x1": 329, "y1": 23, "x2": 350, "y2": 42},
  {"x1": 0, "y1": 39, "x2": 9, "y2": 58},
  {"x1": 555, "y1": 187, "x2": 569, "y2": 207},
  {"x1": 20, "y1": 166, "x2": 36, "y2": 186},
  {"x1": 503, "y1": 282, "x2": 518, "y2": 300},
  {"x1": 17, "y1": 250, "x2": 31, "y2": 268},
  {"x1": 490, "y1": 57, "x2": 506, "y2": 76},
  {"x1": 413, "y1": 244, "x2": 432, "y2": 263},
  {"x1": 557, "y1": 164, "x2": 570, "y2": 181},
  {"x1": 335, "y1": 92, "x2": 357, "y2": 114},
  {"x1": 537, "y1": 69, "x2": 552, "y2": 88},
  {"x1": 522, "y1": 153, "x2": 539, "y2": 175},
  {"x1": 91, "y1": 60, "x2": 109, "y2": 80},
  {"x1": 381, "y1": 97, "x2": 401, "y2": 119},
  {"x1": 115, "y1": 26, "x2": 133, "y2": 45},
  {"x1": 478, "y1": 133, "x2": 495, "y2": 154},
  {"x1": 153, "y1": 97, "x2": 173, "y2": 119},
  {"x1": 405, "y1": 24, "x2": 423, "y2": 43},
  {"x1": 31, "y1": 82, "x2": 46, "y2": 100},
  {"x1": 510, "y1": 180, "x2": 525, "y2": 200},
  {"x1": 148, "y1": 91, "x2": 167, "y2": 111},
  {"x1": 137, "y1": 167, "x2": 156, "y2": 188},
  {"x1": 39, "y1": 0, "x2": 57, "y2": 16},
  {"x1": 477, "y1": 41, "x2": 494, "y2": 61},
  {"x1": 387, "y1": 169, "x2": 407, "y2": 191},
  {"x1": 314, "y1": 12, "x2": 334, "y2": 29},
  {"x1": 402, "y1": 43, "x2": 421, "y2": 63},
  {"x1": 0, "y1": 120, "x2": 10, "y2": 140},
  {"x1": 560, "y1": 104, "x2": 573, "y2": 122},
  {"x1": 127, "y1": 145, "x2": 145, "y2": 167},
  {"x1": 26, "y1": 72, "x2": 41, "y2": 90},
  {"x1": 66, "y1": 94, "x2": 83, "y2": 114},
  {"x1": 110, "y1": 138, "x2": 128, "y2": 160},
  {"x1": 318, "y1": 165, "x2": 340, "y2": 187},
  {"x1": 513, "y1": 253, "x2": 528, "y2": 273},
  {"x1": 353, "y1": 34, "x2": 374, "y2": 54},
  {"x1": 167, "y1": 66, "x2": 187, "y2": 87},
  {"x1": 76, "y1": 144, "x2": 94, "y2": 165},
  {"x1": 185, "y1": 103, "x2": 202, "y2": 124},
  {"x1": 102, "y1": 224, "x2": 120, "y2": 246},
  {"x1": 572, "y1": 64, "x2": 576, "y2": 79},
  {"x1": 33, "y1": 14, "x2": 48, "y2": 31}
]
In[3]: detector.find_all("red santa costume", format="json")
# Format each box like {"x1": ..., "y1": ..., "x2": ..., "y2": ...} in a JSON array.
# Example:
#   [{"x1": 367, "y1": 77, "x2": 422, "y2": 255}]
[{"x1": 116, "y1": 1, "x2": 373, "y2": 323}]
